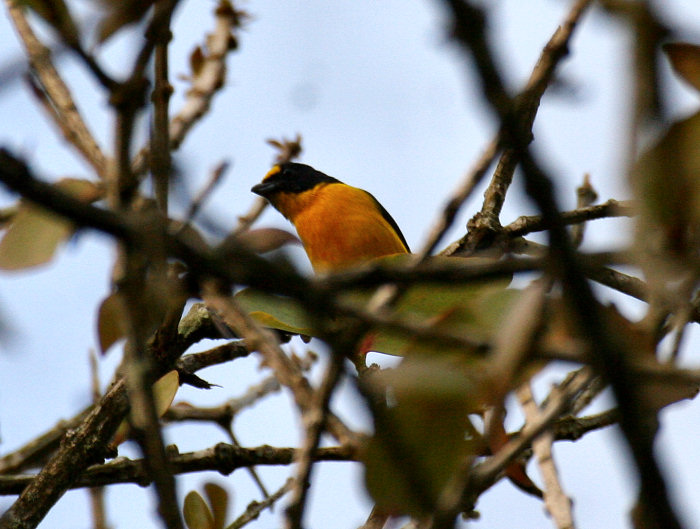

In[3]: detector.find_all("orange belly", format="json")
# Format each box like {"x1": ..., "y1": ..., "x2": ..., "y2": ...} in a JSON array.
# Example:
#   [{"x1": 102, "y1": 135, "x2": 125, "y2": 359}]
[{"x1": 288, "y1": 185, "x2": 408, "y2": 272}]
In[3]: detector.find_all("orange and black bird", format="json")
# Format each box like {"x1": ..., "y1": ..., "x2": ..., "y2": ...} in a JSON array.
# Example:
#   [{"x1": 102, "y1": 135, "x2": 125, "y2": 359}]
[{"x1": 251, "y1": 162, "x2": 410, "y2": 273}]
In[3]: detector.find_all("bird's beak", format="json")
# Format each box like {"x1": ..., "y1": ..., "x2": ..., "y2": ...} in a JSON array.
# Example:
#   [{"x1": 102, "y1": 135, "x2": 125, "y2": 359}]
[{"x1": 251, "y1": 181, "x2": 276, "y2": 197}]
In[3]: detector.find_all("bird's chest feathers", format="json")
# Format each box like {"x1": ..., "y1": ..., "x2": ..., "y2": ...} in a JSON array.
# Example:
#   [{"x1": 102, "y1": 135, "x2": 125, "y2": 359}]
[
  {"x1": 291, "y1": 185, "x2": 372, "y2": 243},
  {"x1": 278, "y1": 184, "x2": 403, "y2": 271}
]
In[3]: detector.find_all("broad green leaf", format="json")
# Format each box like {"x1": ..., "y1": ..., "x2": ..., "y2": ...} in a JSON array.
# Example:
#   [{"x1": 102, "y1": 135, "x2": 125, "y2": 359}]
[
  {"x1": 184, "y1": 490, "x2": 215, "y2": 529},
  {"x1": 0, "y1": 179, "x2": 99, "y2": 270},
  {"x1": 366, "y1": 280, "x2": 519, "y2": 357},
  {"x1": 234, "y1": 288, "x2": 314, "y2": 336},
  {"x1": 235, "y1": 256, "x2": 517, "y2": 357},
  {"x1": 664, "y1": 42, "x2": 700, "y2": 93}
]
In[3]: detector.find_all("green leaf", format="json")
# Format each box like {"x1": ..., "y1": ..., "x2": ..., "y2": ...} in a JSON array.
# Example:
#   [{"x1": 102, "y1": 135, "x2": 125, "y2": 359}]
[
  {"x1": 0, "y1": 179, "x2": 99, "y2": 270},
  {"x1": 632, "y1": 110, "x2": 700, "y2": 292},
  {"x1": 235, "y1": 256, "x2": 518, "y2": 357},
  {"x1": 634, "y1": 111, "x2": 700, "y2": 234},
  {"x1": 234, "y1": 288, "x2": 315, "y2": 336},
  {"x1": 184, "y1": 491, "x2": 215, "y2": 529},
  {"x1": 367, "y1": 277, "x2": 519, "y2": 357},
  {"x1": 363, "y1": 354, "x2": 483, "y2": 516}
]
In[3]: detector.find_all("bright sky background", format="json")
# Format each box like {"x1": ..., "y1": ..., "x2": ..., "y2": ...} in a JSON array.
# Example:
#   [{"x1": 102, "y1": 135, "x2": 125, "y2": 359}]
[{"x1": 1, "y1": 1, "x2": 700, "y2": 528}]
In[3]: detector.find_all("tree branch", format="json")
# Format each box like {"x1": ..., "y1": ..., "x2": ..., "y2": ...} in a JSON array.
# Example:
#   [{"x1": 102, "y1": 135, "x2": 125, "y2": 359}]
[
  {"x1": 0, "y1": 445, "x2": 354, "y2": 495},
  {"x1": 4, "y1": 0, "x2": 107, "y2": 177}
]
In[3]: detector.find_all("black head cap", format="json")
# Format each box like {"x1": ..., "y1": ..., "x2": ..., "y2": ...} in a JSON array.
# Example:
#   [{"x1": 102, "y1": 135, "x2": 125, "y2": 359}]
[{"x1": 251, "y1": 162, "x2": 340, "y2": 198}]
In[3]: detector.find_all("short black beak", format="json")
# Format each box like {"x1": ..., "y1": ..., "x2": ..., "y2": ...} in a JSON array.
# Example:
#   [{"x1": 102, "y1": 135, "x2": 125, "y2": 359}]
[{"x1": 251, "y1": 181, "x2": 276, "y2": 197}]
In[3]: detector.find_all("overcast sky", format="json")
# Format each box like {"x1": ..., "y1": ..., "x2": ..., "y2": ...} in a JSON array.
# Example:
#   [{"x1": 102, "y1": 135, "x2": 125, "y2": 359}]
[{"x1": 1, "y1": 1, "x2": 700, "y2": 528}]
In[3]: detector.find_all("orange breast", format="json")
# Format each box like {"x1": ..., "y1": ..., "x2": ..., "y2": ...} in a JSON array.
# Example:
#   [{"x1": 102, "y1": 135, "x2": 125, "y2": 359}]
[{"x1": 275, "y1": 183, "x2": 408, "y2": 272}]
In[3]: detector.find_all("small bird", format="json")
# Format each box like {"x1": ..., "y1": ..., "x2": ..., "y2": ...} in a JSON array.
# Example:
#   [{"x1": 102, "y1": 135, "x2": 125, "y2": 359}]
[{"x1": 251, "y1": 162, "x2": 410, "y2": 272}]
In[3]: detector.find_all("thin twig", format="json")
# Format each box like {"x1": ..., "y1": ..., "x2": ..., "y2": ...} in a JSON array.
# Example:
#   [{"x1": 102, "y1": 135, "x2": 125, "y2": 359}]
[
  {"x1": 88, "y1": 350, "x2": 110, "y2": 529},
  {"x1": 0, "y1": 380, "x2": 130, "y2": 528},
  {"x1": 357, "y1": 506, "x2": 390, "y2": 529},
  {"x1": 201, "y1": 284, "x2": 360, "y2": 448},
  {"x1": 480, "y1": 0, "x2": 594, "y2": 220},
  {"x1": 0, "y1": 340, "x2": 249, "y2": 477},
  {"x1": 443, "y1": 2, "x2": 682, "y2": 526},
  {"x1": 226, "y1": 478, "x2": 294, "y2": 529},
  {"x1": 183, "y1": 160, "x2": 230, "y2": 226},
  {"x1": 448, "y1": 0, "x2": 595, "y2": 256},
  {"x1": 517, "y1": 383, "x2": 575, "y2": 529},
  {"x1": 132, "y1": 1, "x2": 243, "y2": 176},
  {"x1": 417, "y1": 139, "x2": 502, "y2": 259},
  {"x1": 570, "y1": 175, "x2": 598, "y2": 247},
  {"x1": 150, "y1": 1, "x2": 175, "y2": 213},
  {"x1": 468, "y1": 369, "x2": 593, "y2": 497}
]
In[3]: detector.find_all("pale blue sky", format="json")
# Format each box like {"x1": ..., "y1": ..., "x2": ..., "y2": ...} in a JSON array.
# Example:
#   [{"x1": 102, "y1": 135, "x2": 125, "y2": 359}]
[{"x1": 1, "y1": 1, "x2": 700, "y2": 528}]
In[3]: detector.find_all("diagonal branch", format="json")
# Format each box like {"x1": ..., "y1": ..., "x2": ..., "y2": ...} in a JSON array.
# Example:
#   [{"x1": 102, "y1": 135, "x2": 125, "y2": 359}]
[
  {"x1": 517, "y1": 383, "x2": 576, "y2": 529},
  {"x1": 5, "y1": 0, "x2": 107, "y2": 177},
  {"x1": 439, "y1": 0, "x2": 594, "y2": 257}
]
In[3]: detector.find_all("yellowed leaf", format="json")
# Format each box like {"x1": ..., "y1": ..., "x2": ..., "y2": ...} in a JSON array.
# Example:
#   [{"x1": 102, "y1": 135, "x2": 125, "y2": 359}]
[
  {"x1": 113, "y1": 371, "x2": 180, "y2": 445},
  {"x1": 203, "y1": 483, "x2": 228, "y2": 529},
  {"x1": 0, "y1": 179, "x2": 99, "y2": 270},
  {"x1": 97, "y1": 292, "x2": 127, "y2": 354},
  {"x1": 131, "y1": 370, "x2": 180, "y2": 428},
  {"x1": 183, "y1": 490, "x2": 215, "y2": 529}
]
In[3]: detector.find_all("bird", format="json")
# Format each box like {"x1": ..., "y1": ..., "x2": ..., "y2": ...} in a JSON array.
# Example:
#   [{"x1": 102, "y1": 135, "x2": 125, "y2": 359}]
[
  {"x1": 252, "y1": 162, "x2": 542, "y2": 498},
  {"x1": 251, "y1": 162, "x2": 410, "y2": 273}
]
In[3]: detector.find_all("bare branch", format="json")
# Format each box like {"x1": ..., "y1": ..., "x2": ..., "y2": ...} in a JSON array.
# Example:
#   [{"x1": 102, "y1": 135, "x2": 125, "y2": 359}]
[
  {"x1": 517, "y1": 384, "x2": 576, "y2": 529},
  {"x1": 441, "y1": 2, "x2": 682, "y2": 526},
  {"x1": 0, "y1": 445, "x2": 354, "y2": 495},
  {"x1": 504, "y1": 200, "x2": 636, "y2": 238},
  {"x1": 5, "y1": 1, "x2": 107, "y2": 176},
  {"x1": 201, "y1": 284, "x2": 360, "y2": 449},
  {"x1": 132, "y1": 1, "x2": 244, "y2": 176},
  {"x1": 227, "y1": 478, "x2": 294, "y2": 529},
  {"x1": 467, "y1": 368, "x2": 594, "y2": 498},
  {"x1": 285, "y1": 353, "x2": 346, "y2": 529}
]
